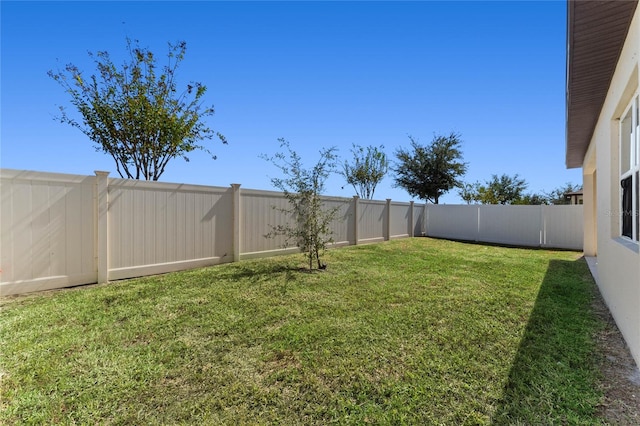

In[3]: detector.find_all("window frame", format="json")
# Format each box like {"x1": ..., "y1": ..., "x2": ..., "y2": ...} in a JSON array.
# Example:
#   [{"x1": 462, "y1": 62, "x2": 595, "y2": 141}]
[{"x1": 619, "y1": 94, "x2": 640, "y2": 243}]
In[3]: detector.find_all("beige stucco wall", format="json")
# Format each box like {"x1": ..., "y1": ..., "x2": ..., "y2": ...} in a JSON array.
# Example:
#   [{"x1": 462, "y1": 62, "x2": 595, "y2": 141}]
[{"x1": 586, "y1": 6, "x2": 640, "y2": 366}]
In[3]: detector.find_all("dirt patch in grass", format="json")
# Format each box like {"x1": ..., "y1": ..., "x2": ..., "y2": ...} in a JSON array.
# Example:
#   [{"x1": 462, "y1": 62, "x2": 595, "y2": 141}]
[{"x1": 593, "y1": 287, "x2": 640, "y2": 425}]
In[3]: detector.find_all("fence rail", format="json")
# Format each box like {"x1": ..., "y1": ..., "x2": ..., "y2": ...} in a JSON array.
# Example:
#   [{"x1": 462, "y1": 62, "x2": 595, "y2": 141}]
[{"x1": 1, "y1": 169, "x2": 583, "y2": 295}]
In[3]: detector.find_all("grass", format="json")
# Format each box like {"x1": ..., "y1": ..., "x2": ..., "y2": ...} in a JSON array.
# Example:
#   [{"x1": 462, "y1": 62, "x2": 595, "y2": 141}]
[{"x1": 0, "y1": 238, "x2": 604, "y2": 425}]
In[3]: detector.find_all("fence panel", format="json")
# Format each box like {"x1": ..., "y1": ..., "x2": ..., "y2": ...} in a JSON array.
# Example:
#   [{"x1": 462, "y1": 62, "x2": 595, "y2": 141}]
[
  {"x1": 321, "y1": 196, "x2": 353, "y2": 246},
  {"x1": 389, "y1": 202, "x2": 412, "y2": 239},
  {"x1": 241, "y1": 192, "x2": 354, "y2": 257},
  {"x1": 478, "y1": 205, "x2": 543, "y2": 247},
  {"x1": 240, "y1": 189, "x2": 296, "y2": 256},
  {"x1": 427, "y1": 205, "x2": 479, "y2": 241},
  {"x1": 108, "y1": 179, "x2": 233, "y2": 280},
  {"x1": 0, "y1": 170, "x2": 96, "y2": 295},
  {"x1": 543, "y1": 205, "x2": 583, "y2": 250},
  {"x1": 358, "y1": 199, "x2": 386, "y2": 243}
]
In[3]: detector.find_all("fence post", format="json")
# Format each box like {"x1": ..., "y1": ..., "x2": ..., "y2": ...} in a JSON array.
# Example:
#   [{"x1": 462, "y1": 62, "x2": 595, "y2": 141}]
[
  {"x1": 476, "y1": 205, "x2": 481, "y2": 242},
  {"x1": 353, "y1": 195, "x2": 359, "y2": 245},
  {"x1": 540, "y1": 204, "x2": 547, "y2": 247},
  {"x1": 95, "y1": 171, "x2": 110, "y2": 283},
  {"x1": 409, "y1": 201, "x2": 414, "y2": 237},
  {"x1": 423, "y1": 203, "x2": 428, "y2": 236},
  {"x1": 231, "y1": 183, "x2": 241, "y2": 262},
  {"x1": 386, "y1": 199, "x2": 392, "y2": 241}
]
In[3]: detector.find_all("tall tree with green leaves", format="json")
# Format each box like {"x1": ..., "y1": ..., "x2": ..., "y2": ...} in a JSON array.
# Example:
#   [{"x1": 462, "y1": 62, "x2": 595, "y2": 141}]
[
  {"x1": 48, "y1": 38, "x2": 226, "y2": 180},
  {"x1": 262, "y1": 139, "x2": 341, "y2": 271},
  {"x1": 393, "y1": 133, "x2": 467, "y2": 204},
  {"x1": 468, "y1": 174, "x2": 528, "y2": 205},
  {"x1": 341, "y1": 144, "x2": 388, "y2": 199}
]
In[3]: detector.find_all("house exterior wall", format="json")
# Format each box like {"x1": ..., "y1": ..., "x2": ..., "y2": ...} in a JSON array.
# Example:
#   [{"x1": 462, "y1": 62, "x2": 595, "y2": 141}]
[{"x1": 586, "y1": 6, "x2": 640, "y2": 365}]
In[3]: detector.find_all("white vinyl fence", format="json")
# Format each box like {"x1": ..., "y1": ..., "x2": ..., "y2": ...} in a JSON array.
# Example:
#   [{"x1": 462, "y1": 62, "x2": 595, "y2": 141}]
[
  {"x1": 425, "y1": 204, "x2": 584, "y2": 250},
  {"x1": 0, "y1": 169, "x2": 583, "y2": 296}
]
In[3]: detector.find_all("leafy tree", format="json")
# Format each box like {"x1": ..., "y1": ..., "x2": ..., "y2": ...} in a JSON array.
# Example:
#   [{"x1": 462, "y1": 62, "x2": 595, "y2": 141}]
[
  {"x1": 460, "y1": 178, "x2": 582, "y2": 205},
  {"x1": 472, "y1": 174, "x2": 528, "y2": 205},
  {"x1": 459, "y1": 182, "x2": 481, "y2": 204},
  {"x1": 513, "y1": 193, "x2": 549, "y2": 205},
  {"x1": 48, "y1": 38, "x2": 226, "y2": 180},
  {"x1": 393, "y1": 133, "x2": 467, "y2": 204},
  {"x1": 341, "y1": 144, "x2": 388, "y2": 199},
  {"x1": 262, "y1": 139, "x2": 341, "y2": 271},
  {"x1": 545, "y1": 183, "x2": 583, "y2": 205}
]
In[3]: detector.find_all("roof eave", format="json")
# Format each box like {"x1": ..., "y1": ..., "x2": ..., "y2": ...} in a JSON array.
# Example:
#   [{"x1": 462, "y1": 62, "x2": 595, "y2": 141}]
[{"x1": 565, "y1": 0, "x2": 638, "y2": 169}]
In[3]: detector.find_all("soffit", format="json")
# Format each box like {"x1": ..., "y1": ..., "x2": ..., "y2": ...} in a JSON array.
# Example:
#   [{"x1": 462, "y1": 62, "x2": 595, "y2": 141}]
[{"x1": 566, "y1": 0, "x2": 638, "y2": 169}]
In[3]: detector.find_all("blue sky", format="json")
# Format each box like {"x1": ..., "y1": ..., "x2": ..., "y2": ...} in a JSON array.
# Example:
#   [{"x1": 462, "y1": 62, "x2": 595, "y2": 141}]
[{"x1": 1, "y1": 0, "x2": 581, "y2": 204}]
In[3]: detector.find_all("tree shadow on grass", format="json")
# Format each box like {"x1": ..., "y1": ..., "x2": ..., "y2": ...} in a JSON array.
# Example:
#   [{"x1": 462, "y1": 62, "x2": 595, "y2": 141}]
[
  {"x1": 212, "y1": 260, "x2": 328, "y2": 294},
  {"x1": 215, "y1": 262, "x2": 295, "y2": 282},
  {"x1": 491, "y1": 258, "x2": 602, "y2": 425}
]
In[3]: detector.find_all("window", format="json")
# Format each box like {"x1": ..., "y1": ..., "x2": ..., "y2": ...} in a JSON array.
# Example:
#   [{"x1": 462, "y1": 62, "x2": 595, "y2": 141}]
[{"x1": 619, "y1": 96, "x2": 640, "y2": 242}]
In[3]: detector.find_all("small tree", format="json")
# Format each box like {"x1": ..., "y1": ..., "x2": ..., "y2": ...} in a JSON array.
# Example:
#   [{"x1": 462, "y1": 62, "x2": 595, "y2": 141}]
[
  {"x1": 341, "y1": 144, "x2": 388, "y2": 199},
  {"x1": 393, "y1": 133, "x2": 467, "y2": 204},
  {"x1": 48, "y1": 38, "x2": 226, "y2": 180},
  {"x1": 262, "y1": 139, "x2": 341, "y2": 271}
]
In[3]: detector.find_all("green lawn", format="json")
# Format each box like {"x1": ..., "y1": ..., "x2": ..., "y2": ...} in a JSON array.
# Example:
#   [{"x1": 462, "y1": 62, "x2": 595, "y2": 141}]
[{"x1": 0, "y1": 238, "x2": 604, "y2": 425}]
